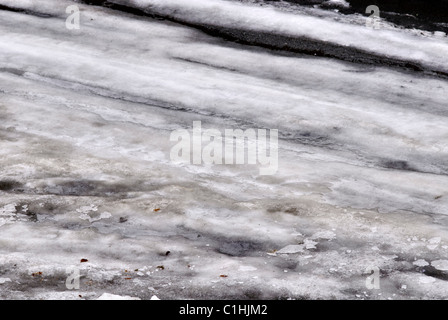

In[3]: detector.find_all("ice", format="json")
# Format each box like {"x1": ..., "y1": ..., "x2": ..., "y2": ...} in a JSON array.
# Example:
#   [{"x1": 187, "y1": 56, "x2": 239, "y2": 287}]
[
  {"x1": 303, "y1": 239, "x2": 318, "y2": 250},
  {"x1": 111, "y1": 0, "x2": 448, "y2": 72},
  {"x1": 0, "y1": 204, "x2": 16, "y2": 216},
  {"x1": 97, "y1": 293, "x2": 141, "y2": 300},
  {"x1": 324, "y1": 0, "x2": 350, "y2": 8},
  {"x1": 431, "y1": 260, "x2": 448, "y2": 272},
  {"x1": 276, "y1": 245, "x2": 305, "y2": 254},
  {"x1": 412, "y1": 259, "x2": 429, "y2": 267},
  {"x1": 418, "y1": 276, "x2": 436, "y2": 284},
  {"x1": 238, "y1": 266, "x2": 258, "y2": 272},
  {"x1": 310, "y1": 231, "x2": 336, "y2": 241},
  {"x1": 79, "y1": 211, "x2": 112, "y2": 223},
  {"x1": 0, "y1": 0, "x2": 447, "y2": 300},
  {"x1": 429, "y1": 237, "x2": 442, "y2": 245}
]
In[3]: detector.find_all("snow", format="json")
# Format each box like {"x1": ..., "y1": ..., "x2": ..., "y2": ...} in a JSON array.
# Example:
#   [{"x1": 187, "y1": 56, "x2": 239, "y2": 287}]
[
  {"x1": 238, "y1": 265, "x2": 257, "y2": 272},
  {"x1": 418, "y1": 276, "x2": 436, "y2": 284},
  {"x1": 277, "y1": 245, "x2": 305, "y2": 254},
  {"x1": 431, "y1": 260, "x2": 448, "y2": 272},
  {"x1": 303, "y1": 239, "x2": 318, "y2": 250},
  {"x1": 0, "y1": 0, "x2": 447, "y2": 300},
  {"x1": 97, "y1": 293, "x2": 141, "y2": 300},
  {"x1": 111, "y1": 0, "x2": 448, "y2": 72},
  {"x1": 325, "y1": 0, "x2": 350, "y2": 8},
  {"x1": 429, "y1": 237, "x2": 442, "y2": 245},
  {"x1": 310, "y1": 231, "x2": 336, "y2": 241},
  {"x1": 412, "y1": 259, "x2": 429, "y2": 267}
]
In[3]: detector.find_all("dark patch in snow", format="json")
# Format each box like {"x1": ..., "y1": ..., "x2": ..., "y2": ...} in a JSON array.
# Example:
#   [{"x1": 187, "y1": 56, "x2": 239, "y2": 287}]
[
  {"x1": 0, "y1": 4, "x2": 54, "y2": 18},
  {"x1": 380, "y1": 160, "x2": 415, "y2": 171},
  {"x1": 217, "y1": 239, "x2": 265, "y2": 257},
  {"x1": 0, "y1": 180, "x2": 22, "y2": 191}
]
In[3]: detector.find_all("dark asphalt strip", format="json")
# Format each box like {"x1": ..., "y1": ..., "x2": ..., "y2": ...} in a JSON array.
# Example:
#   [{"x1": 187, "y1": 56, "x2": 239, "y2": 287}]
[{"x1": 0, "y1": 4, "x2": 54, "y2": 18}]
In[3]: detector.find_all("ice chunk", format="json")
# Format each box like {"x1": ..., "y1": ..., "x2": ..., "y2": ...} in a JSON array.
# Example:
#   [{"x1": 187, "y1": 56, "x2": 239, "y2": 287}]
[
  {"x1": 79, "y1": 211, "x2": 112, "y2": 223},
  {"x1": 0, "y1": 278, "x2": 11, "y2": 284},
  {"x1": 427, "y1": 237, "x2": 441, "y2": 250},
  {"x1": 304, "y1": 239, "x2": 318, "y2": 250},
  {"x1": 96, "y1": 293, "x2": 141, "y2": 300},
  {"x1": 310, "y1": 231, "x2": 336, "y2": 241},
  {"x1": 418, "y1": 276, "x2": 436, "y2": 284},
  {"x1": 431, "y1": 260, "x2": 448, "y2": 271},
  {"x1": 0, "y1": 204, "x2": 16, "y2": 216},
  {"x1": 429, "y1": 237, "x2": 441, "y2": 244},
  {"x1": 277, "y1": 245, "x2": 305, "y2": 254},
  {"x1": 76, "y1": 204, "x2": 98, "y2": 214},
  {"x1": 324, "y1": 0, "x2": 350, "y2": 8},
  {"x1": 412, "y1": 259, "x2": 429, "y2": 267}
]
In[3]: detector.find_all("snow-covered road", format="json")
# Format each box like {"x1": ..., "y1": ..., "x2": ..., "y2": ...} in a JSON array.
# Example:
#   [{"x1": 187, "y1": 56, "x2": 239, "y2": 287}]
[{"x1": 0, "y1": 0, "x2": 447, "y2": 299}]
